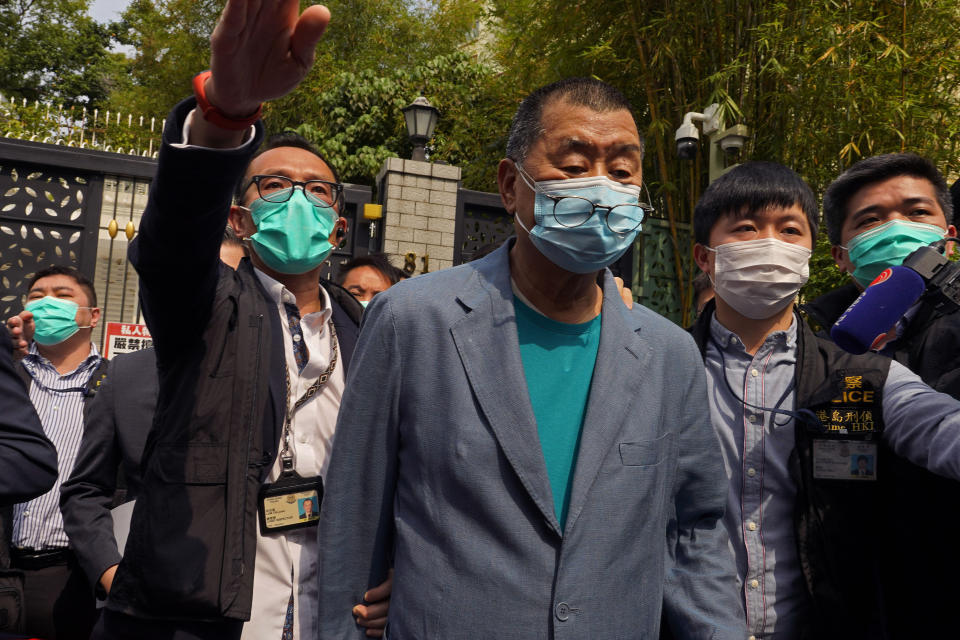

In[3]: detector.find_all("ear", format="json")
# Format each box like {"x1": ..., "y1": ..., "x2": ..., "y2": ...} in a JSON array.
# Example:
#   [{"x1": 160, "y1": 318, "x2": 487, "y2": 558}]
[
  {"x1": 229, "y1": 205, "x2": 255, "y2": 238},
  {"x1": 830, "y1": 244, "x2": 849, "y2": 273},
  {"x1": 946, "y1": 224, "x2": 958, "y2": 259},
  {"x1": 693, "y1": 243, "x2": 713, "y2": 274},
  {"x1": 497, "y1": 158, "x2": 519, "y2": 214},
  {"x1": 88, "y1": 306, "x2": 101, "y2": 329},
  {"x1": 329, "y1": 217, "x2": 348, "y2": 246}
]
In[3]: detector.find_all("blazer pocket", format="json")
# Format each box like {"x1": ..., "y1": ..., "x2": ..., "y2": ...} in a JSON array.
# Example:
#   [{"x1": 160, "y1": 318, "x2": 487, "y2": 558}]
[{"x1": 619, "y1": 433, "x2": 674, "y2": 466}]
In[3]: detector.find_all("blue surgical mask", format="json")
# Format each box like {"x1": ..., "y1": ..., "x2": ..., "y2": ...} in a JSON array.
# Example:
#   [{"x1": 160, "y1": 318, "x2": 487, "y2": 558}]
[
  {"x1": 842, "y1": 219, "x2": 946, "y2": 287},
  {"x1": 25, "y1": 296, "x2": 91, "y2": 345},
  {"x1": 514, "y1": 165, "x2": 646, "y2": 274},
  {"x1": 245, "y1": 188, "x2": 338, "y2": 275}
]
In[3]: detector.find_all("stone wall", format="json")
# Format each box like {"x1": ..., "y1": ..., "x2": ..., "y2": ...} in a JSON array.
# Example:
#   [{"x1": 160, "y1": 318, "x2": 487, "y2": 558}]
[{"x1": 376, "y1": 157, "x2": 461, "y2": 274}]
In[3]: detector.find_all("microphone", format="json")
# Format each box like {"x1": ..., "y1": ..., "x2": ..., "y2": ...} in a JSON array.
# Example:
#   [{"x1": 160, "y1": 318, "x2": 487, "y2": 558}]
[{"x1": 830, "y1": 266, "x2": 926, "y2": 354}]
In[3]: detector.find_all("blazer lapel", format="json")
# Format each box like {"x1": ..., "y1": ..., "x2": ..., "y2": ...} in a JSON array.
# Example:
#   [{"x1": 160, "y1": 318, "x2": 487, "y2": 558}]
[
  {"x1": 450, "y1": 247, "x2": 562, "y2": 537},
  {"x1": 563, "y1": 272, "x2": 651, "y2": 533}
]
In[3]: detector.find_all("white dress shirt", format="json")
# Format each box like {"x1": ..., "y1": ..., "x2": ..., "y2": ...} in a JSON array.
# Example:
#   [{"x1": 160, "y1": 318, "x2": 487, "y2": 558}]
[{"x1": 241, "y1": 269, "x2": 345, "y2": 640}]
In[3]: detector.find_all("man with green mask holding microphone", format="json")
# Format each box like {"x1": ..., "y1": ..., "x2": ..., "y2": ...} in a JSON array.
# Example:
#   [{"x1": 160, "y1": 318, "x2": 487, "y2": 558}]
[
  {"x1": 4, "y1": 265, "x2": 106, "y2": 639},
  {"x1": 805, "y1": 152, "x2": 959, "y2": 639}
]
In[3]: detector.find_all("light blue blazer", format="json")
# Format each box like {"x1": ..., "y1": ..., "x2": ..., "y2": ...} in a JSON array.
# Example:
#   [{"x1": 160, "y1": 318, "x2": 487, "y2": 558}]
[{"x1": 317, "y1": 242, "x2": 745, "y2": 639}]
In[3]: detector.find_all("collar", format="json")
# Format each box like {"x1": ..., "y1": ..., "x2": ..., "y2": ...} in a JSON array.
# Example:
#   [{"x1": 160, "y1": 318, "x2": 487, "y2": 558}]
[
  {"x1": 23, "y1": 341, "x2": 101, "y2": 377},
  {"x1": 708, "y1": 311, "x2": 798, "y2": 356},
  {"x1": 254, "y1": 268, "x2": 333, "y2": 325}
]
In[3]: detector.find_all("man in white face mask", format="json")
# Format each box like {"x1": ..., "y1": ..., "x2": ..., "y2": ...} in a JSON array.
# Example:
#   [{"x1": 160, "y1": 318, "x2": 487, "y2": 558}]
[{"x1": 687, "y1": 161, "x2": 960, "y2": 640}]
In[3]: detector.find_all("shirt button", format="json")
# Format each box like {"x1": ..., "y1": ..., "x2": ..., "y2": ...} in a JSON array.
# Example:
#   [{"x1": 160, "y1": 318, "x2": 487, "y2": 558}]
[
  {"x1": 751, "y1": 368, "x2": 759, "y2": 377},
  {"x1": 747, "y1": 468, "x2": 757, "y2": 477},
  {"x1": 750, "y1": 579, "x2": 759, "y2": 589},
  {"x1": 23, "y1": 511, "x2": 30, "y2": 516},
  {"x1": 730, "y1": 337, "x2": 738, "y2": 345},
  {"x1": 555, "y1": 602, "x2": 570, "y2": 622},
  {"x1": 298, "y1": 434, "x2": 308, "y2": 444},
  {"x1": 748, "y1": 414, "x2": 757, "y2": 424},
  {"x1": 293, "y1": 334, "x2": 302, "y2": 342},
  {"x1": 748, "y1": 521, "x2": 757, "y2": 531}
]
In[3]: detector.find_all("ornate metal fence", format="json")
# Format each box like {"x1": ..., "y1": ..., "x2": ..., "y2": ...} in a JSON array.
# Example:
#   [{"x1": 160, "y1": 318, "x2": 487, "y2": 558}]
[
  {"x1": 632, "y1": 217, "x2": 694, "y2": 325},
  {"x1": 0, "y1": 139, "x2": 156, "y2": 349},
  {"x1": 454, "y1": 188, "x2": 511, "y2": 264}
]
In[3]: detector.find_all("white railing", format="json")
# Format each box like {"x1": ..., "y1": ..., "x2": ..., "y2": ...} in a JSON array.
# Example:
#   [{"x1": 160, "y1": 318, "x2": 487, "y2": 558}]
[{"x1": 0, "y1": 95, "x2": 161, "y2": 159}]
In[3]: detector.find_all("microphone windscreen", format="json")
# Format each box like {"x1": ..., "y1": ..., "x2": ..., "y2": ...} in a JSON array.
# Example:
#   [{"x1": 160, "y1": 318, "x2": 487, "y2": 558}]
[{"x1": 830, "y1": 266, "x2": 926, "y2": 354}]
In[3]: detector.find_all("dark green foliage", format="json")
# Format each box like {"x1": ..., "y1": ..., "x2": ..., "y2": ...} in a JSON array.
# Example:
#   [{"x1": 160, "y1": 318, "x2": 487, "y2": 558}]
[
  {"x1": 0, "y1": 0, "x2": 121, "y2": 108},
  {"x1": 490, "y1": 0, "x2": 960, "y2": 322}
]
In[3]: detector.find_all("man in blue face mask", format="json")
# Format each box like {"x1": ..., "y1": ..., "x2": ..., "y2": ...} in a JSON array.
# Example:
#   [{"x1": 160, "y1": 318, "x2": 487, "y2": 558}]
[
  {"x1": 317, "y1": 78, "x2": 745, "y2": 639},
  {"x1": 804, "y1": 153, "x2": 960, "y2": 638}
]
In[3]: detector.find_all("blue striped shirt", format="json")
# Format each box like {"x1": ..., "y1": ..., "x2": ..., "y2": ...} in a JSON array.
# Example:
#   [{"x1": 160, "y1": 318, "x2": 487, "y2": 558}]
[{"x1": 13, "y1": 343, "x2": 102, "y2": 550}]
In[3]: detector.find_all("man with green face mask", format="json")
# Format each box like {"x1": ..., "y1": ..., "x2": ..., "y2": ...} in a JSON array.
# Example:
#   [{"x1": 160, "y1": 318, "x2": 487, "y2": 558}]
[
  {"x1": 3, "y1": 264, "x2": 107, "y2": 640},
  {"x1": 805, "y1": 152, "x2": 959, "y2": 638},
  {"x1": 94, "y1": 3, "x2": 393, "y2": 638}
]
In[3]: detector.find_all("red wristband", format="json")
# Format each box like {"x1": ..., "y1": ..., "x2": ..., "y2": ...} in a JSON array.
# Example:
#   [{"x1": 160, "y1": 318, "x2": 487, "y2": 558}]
[{"x1": 192, "y1": 71, "x2": 262, "y2": 131}]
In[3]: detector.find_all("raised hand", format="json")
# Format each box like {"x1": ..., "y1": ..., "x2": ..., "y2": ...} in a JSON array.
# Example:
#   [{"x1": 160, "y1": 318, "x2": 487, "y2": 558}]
[
  {"x1": 191, "y1": 0, "x2": 330, "y2": 147},
  {"x1": 206, "y1": 0, "x2": 330, "y2": 117}
]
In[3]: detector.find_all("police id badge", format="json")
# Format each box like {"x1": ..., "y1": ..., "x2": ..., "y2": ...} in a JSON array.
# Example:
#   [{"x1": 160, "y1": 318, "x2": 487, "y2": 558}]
[
  {"x1": 258, "y1": 471, "x2": 324, "y2": 534},
  {"x1": 810, "y1": 370, "x2": 882, "y2": 481},
  {"x1": 813, "y1": 440, "x2": 878, "y2": 481}
]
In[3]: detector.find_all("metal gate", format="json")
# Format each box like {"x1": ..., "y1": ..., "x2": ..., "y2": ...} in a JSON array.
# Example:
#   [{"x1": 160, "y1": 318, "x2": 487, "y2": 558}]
[{"x1": 633, "y1": 217, "x2": 693, "y2": 325}]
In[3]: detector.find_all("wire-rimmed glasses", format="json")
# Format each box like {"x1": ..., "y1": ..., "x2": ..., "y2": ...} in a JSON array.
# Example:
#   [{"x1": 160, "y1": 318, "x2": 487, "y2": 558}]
[{"x1": 516, "y1": 164, "x2": 654, "y2": 234}]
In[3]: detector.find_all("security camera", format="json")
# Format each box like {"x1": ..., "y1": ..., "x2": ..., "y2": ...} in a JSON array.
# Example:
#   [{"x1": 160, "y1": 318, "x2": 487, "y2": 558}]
[
  {"x1": 675, "y1": 121, "x2": 700, "y2": 159},
  {"x1": 677, "y1": 138, "x2": 699, "y2": 159},
  {"x1": 718, "y1": 124, "x2": 749, "y2": 154}
]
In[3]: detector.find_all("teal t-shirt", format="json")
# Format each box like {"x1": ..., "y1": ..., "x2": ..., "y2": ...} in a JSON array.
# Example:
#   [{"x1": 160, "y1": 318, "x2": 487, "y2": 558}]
[{"x1": 514, "y1": 297, "x2": 601, "y2": 529}]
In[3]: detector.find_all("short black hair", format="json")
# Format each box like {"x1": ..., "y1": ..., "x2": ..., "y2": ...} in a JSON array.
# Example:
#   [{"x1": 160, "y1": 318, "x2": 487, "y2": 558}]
[
  {"x1": 234, "y1": 132, "x2": 341, "y2": 203},
  {"x1": 693, "y1": 161, "x2": 819, "y2": 245},
  {"x1": 27, "y1": 265, "x2": 97, "y2": 308},
  {"x1": 505, "y1": 77, "x2": 642, "y2": 163},
  {"x1": 822, "y1": 153, "x2": 954, "y2": 246},
  {"x1": 337, "y1": 252, "x2": 407, "y2": 286}
]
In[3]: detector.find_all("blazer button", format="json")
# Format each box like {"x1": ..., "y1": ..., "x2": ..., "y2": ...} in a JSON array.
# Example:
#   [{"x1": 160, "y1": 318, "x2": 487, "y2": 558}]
[{"x1": 555, "y1": 602, "x2": 570, "y2": 621}]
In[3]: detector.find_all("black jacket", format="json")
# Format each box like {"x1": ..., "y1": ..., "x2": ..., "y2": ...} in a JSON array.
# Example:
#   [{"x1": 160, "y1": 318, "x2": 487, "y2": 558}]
[
  {"x1": 0, "y1": 327, "x2": 58, "y2": 508},
  {"x1": 60, "y1": 347, "x2": 158, "y2": 592},
  {"x1": 805, "y1": 285, "x2": 960, "y2": 638},
  {"x1": 690, "y1": 302, "x2": 893, "y2": 639},
  {"x1": 112, "y1": 98, "x2": 361, "y2": 623}
]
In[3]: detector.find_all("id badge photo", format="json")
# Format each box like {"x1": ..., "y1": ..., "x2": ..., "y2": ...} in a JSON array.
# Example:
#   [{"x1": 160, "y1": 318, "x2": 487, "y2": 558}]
[{"x1": 258, "y1": 471, "x2": 324, "y2": 535}]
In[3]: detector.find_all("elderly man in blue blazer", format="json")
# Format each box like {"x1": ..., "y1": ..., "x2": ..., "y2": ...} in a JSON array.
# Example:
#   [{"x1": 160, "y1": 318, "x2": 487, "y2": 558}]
[{"x1": 317, "y1": 78, "x2": 745, "y2": 639}]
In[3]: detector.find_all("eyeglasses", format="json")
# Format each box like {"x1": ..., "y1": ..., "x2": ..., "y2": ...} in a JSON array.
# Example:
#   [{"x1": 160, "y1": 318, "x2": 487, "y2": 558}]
[
  {"x1": 516, "y1": 164, "x2": 655, "y2": 234},
  {"x1": 246, "y1": 175, "x2": 343, "y2": 209}
]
